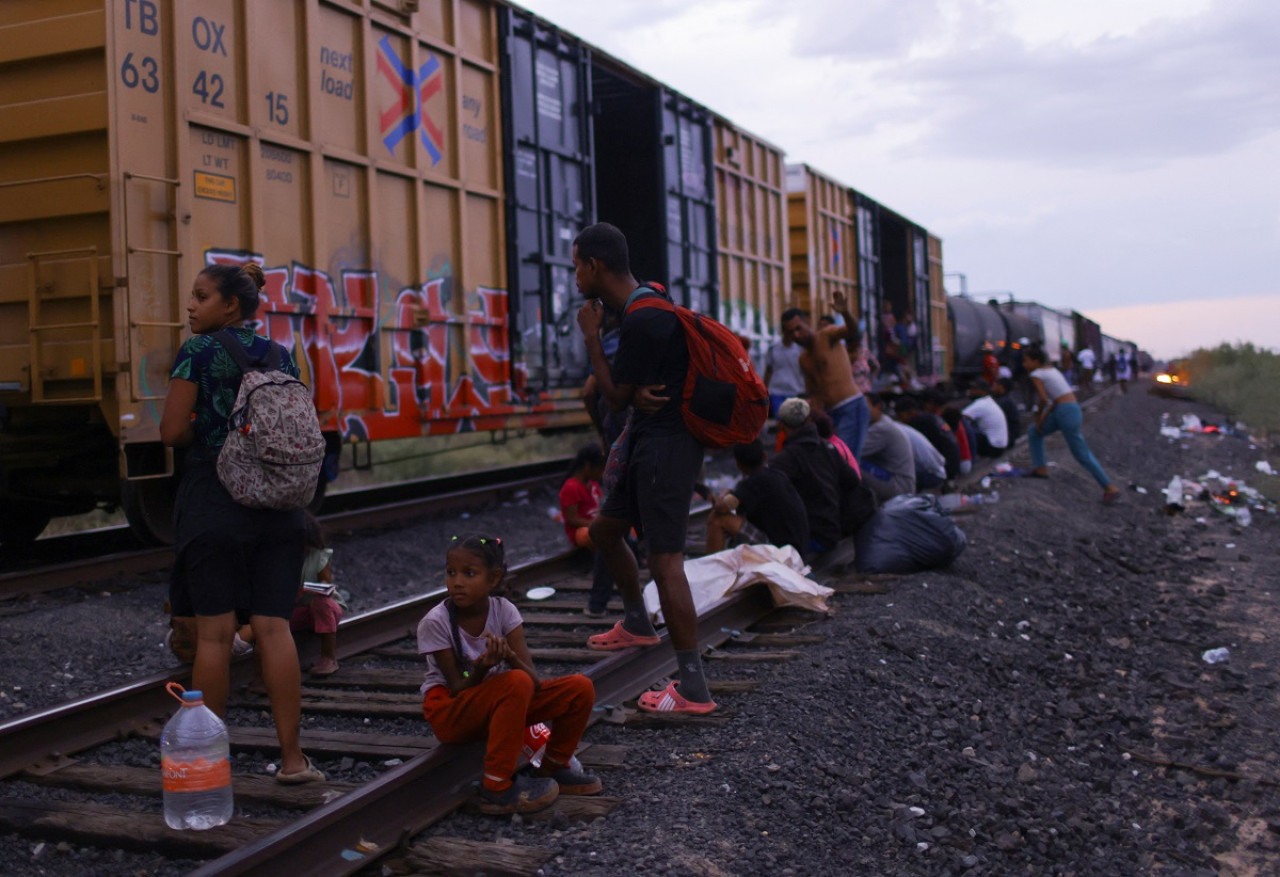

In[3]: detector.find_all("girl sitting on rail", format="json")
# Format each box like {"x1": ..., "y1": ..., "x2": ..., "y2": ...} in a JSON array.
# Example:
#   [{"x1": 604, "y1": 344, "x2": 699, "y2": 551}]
[{"x1": 417, "y1": 534, "x2": 602, "y2": 815}]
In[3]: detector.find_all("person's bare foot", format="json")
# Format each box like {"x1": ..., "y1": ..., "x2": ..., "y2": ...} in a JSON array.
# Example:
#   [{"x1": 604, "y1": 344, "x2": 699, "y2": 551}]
[{"x1": 310, "y1": 657, "x2": 339, "y2": 677}]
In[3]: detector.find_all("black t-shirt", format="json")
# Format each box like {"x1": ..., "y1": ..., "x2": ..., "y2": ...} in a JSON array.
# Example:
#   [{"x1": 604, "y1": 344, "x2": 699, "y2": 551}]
[
  {"x1": 732, "y1": 466, "x2": 810, "y2": 552},
  {"x1": 909, "y1": 412, "x2": 961, "y2": 479},
  {"x1": 611, "y1": 290, "x2": 689, "y2": 439},
  {"x1": 994, "y1": 394, "x2": 1022, "y2": 443}
]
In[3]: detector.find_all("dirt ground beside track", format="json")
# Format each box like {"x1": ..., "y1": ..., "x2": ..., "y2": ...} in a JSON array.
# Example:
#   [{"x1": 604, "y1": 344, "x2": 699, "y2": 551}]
[
  {"x1": 4, "y1": 379, "x2": 1280, "y2": 876},
  {"x1": 417, "y1": 381, "x2": 1280, "y2": 876}
]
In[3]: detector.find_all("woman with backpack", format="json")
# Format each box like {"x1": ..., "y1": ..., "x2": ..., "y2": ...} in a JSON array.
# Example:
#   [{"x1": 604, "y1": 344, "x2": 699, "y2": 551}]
[{"x1": 159, "y1": 262, "x2": 324, "y2": 784}]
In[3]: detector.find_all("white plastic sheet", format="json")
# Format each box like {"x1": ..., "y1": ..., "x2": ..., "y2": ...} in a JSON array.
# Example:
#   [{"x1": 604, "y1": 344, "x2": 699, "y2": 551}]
[{"x1": 642, "y1": 543, "x2": 833, "y2": 623}]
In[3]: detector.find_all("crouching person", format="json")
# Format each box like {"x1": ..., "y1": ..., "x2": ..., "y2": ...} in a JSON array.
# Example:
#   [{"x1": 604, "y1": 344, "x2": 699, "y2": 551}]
[
  {"x1": 705, "y1": 440, "x2": 810, "y2": 555},
  {"x1": 418, "y1": 535, "x2": 602, "y2": 815}
]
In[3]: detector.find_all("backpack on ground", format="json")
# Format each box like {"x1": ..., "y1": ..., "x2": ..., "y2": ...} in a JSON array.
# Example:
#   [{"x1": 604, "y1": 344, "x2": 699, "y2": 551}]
[
  {"x1": 625, "y1": 290, "x2": 768, "y2": 448},
  {"x1": 214, "y1": 330, "x2": 325, "y2": 510}
]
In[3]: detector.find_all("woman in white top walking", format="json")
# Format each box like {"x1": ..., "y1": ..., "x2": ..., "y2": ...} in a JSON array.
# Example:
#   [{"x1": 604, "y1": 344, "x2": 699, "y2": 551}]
[{"x1": 1025, "y1": 347, "x2": 1121, "y2": 503}]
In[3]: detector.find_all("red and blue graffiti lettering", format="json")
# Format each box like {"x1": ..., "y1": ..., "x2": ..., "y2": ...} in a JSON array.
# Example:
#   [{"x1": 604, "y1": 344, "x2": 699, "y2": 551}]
[{"x1": 203, "y1": 250, "x2": 546, "y2": 440}]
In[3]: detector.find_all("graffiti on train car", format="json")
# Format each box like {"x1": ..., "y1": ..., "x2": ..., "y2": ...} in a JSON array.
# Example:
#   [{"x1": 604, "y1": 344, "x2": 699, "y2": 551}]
[
  {"x1": 205, "y1": 250, "x2": 550, "y2": 441},
  {"x1": 375, "y1": 35, "x2": 446, "y2": 164}
]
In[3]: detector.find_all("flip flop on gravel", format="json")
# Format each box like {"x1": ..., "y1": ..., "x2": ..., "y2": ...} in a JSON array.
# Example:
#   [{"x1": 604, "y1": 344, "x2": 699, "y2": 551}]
[
  {"x1": 276, "y1": 755, "x2": 325, "y2": 785},
  {"x1": 587, "y1": 621, "x2": 661, "y2": 651},
  {"x1": 636, "y1": 681, "x2": 717, "y2": 715}
]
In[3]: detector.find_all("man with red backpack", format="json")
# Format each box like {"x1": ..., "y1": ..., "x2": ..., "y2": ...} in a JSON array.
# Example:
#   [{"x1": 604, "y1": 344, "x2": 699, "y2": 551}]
[{"x1": 574, "y1": 222, "x2": 717, "y2": 715}]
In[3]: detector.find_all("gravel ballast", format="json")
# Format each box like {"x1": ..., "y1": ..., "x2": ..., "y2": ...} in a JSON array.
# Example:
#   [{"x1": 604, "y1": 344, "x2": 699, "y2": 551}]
[{"x1": 2, "y1": 383, "x2": 1279, "y2": 875}]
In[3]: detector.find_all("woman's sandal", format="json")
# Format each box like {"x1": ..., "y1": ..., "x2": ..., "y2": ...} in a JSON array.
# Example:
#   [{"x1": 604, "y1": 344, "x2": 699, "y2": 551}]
[
  {"x1": 636, "y1": 680, "x2": 717, "y2": 715},
  {"x1": 276, "y1": 755, "x2": 326, "y2": 785},
  {"x1": 1028, "y1": 468, "x2": 1051, "y2": 479},
  {"x1": 587, "y1": 621, "x2": 661, "y2": 651},
  {"x1": 1102, "y1": 486, "x2": 1121, "y2": 504}
]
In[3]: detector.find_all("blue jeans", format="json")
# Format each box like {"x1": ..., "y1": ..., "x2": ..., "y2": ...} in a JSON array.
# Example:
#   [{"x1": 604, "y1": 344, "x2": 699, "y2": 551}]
[
  {"x1": 1028, "y1": 402, "x2": 1110, "y2": 488},
  {"x1": 829, "y1": 395, "x2": 870, "y2": 460}
]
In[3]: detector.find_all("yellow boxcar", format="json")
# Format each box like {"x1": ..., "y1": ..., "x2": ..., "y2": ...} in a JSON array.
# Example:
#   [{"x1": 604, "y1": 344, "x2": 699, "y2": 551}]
[
  {"x1": 0, "y1": 0, "x2": 542, "y2": 543},
  {"x1": 713, "y1": 119, "x2": 787, "y2": 367}
]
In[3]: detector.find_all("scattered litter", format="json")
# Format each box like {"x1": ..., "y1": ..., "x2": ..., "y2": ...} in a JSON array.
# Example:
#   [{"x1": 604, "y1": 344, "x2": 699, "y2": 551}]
[
  {"x1": 993, "y1": 462, "x2": 1013, "y2": 474},
  {"x1": 1201, "y1": 647, "x2": 1230, "y2": 664},
  {"x1": 1256, "y1": 460, "x2": 1275, "y2": 475},
  {"x1": 525, "y1": 586, "x2": 556, "y2": 601},
  {"x1": 980, "y1": 476, "x2": 992, "y2": 489},
  {"x1": 1164, "y1": 475, "x2": 1184, "y2": 512},
  {"x1": 1181, "y1": 414, "x2": 1203, "y2": 432},
  {"x1": 459, "y1": 512, "x2": 470, "y2": 519},
  {"x1": 1159, "y1": 426, "x2": 1182, "y2": 439},
  {"x1": 1225, "y1": 543, "x2": 1236, "y2": 549}
]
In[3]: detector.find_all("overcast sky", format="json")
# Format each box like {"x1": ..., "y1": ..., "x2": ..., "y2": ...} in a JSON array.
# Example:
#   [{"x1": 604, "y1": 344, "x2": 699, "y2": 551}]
[{"x1": 516, "y1": 0, "x2": 1279, "y2": 358}]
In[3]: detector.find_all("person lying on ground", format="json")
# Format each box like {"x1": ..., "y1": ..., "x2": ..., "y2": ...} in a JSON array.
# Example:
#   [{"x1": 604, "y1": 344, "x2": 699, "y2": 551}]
[{"x1": 705, "y1": 439, "x2": 810, "y2": 555}]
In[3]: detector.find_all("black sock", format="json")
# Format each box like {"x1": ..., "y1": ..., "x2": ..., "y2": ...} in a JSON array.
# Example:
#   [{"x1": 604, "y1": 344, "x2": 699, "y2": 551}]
[
  {"x1": 622, "y1": 599, "x2": 657, "y2": 637},
  {"x1": 675, "y1": 649, "x2": 711, "y2": 702}
]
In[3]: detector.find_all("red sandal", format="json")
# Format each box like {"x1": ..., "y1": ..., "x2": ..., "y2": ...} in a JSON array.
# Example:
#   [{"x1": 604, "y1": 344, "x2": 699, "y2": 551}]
[
  {"x1": 636, "y1": 681, "x2": 717, "y2": 715},
  {"x1": 587, "y1": 621, "x2": 661, "y2": 651}
]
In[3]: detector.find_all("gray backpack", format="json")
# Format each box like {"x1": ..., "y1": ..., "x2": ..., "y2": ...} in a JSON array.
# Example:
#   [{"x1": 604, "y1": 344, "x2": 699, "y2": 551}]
[{"x1": 215, "y1": 330, "x2": 325, "y2": 509}]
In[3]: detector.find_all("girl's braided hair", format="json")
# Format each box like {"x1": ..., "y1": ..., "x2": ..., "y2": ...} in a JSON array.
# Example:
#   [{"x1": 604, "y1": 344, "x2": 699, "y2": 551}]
[{"x1": 445, "y1": 534, "x2": 507, "y2": 678}]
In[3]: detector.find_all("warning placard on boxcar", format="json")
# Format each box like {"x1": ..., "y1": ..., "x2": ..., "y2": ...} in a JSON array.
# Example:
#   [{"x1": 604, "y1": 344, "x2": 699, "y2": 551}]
[{"x1": 194, "y1": 171, "x2": 236, "y2": 203}]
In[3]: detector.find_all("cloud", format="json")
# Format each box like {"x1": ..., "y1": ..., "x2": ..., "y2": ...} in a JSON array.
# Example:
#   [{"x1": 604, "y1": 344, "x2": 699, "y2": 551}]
[
  {"x1": 790, "y1": 0, "x2": 944, "y2": 59},
  {"x1": 875, "y1": 0, "x2": 1280, "y2": 168}
]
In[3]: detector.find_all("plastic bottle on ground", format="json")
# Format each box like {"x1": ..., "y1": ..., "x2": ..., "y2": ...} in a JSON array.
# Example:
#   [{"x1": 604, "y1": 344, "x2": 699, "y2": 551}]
[
  {"x1": 523, "y1": 723, "x2": 551, "y2": 768},
  {"x1": 161, "y1": 683, "x2": 233, "y2": 830}
]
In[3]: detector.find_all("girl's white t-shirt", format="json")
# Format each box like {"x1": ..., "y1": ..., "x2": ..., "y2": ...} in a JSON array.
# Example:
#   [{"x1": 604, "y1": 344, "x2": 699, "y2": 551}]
[
  {"x1": 1031, "y1": 367, "x2": 1072, "y2": 401},
  {"x1": 416, "y1": 596, "x2": 523, "y2": 693}
]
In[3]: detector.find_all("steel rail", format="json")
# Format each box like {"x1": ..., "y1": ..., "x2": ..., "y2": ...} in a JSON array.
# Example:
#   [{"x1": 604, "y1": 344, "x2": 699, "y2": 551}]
[
  {"x1": 0, "y1": 548, "x2": 586, "y2": 782},
  {"x1": 191, "y1": 581, "x2": 774, "y2": 877},
  {"x1": 0, "y1": 458, "x2": 571, "y2": 598}
]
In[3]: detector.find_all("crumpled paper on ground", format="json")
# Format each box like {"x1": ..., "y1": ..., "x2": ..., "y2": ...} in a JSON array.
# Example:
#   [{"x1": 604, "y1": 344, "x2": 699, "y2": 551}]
[{"x1": 642, "y1": 543, "x2": 833, "y2": 623}]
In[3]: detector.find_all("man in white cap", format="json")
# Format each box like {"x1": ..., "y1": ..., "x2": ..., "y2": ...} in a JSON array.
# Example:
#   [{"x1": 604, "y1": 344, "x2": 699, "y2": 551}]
[{"x1": 772, "y1": 397, "x2": 864, "y2": 555}]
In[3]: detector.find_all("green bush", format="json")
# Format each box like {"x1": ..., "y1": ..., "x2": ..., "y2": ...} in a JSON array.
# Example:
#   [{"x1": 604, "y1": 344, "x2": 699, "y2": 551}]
[{"x1": 1184, "y1": 343, "x2": 1280, "y2": 433}]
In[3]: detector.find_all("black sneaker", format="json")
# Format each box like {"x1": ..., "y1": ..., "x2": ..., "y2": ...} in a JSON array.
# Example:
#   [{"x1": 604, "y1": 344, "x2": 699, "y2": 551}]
[
  {"x1": 476, "y1": 775, "x2": 559, "y2": 815},
  {"x1": 538, "y1": 761, "x2": 603, "y2": 796}
]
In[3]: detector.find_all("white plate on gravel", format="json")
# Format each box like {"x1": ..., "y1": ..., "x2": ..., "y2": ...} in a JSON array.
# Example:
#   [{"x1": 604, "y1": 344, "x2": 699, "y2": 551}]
[{"x1": 525, "y1": 587, "x2": 556, "y2": 601}]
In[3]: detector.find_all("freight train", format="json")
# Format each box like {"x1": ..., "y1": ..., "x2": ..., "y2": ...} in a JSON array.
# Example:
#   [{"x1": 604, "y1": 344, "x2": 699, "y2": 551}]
[
  {"x1": 947, "y1": 296, "x2": 1148, "y2": 380},
  {"x1": 0, "y1": 0, "x2": 955, "y2": 545}
]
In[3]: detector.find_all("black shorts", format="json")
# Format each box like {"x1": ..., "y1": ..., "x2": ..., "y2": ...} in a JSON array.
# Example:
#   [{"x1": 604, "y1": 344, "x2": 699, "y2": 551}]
[
  {"x1": 599, "y1": 428, "x2": 702, "y2": 554},
  {"x1": 170, "y1": 458, "x2": 305, "y2": 620}
]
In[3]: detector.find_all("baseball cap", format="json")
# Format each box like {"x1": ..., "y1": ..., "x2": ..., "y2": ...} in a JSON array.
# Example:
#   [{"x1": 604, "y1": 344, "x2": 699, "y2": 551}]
[{"x1": 777, "y1": 397, "x2": 810, "y2": 429}]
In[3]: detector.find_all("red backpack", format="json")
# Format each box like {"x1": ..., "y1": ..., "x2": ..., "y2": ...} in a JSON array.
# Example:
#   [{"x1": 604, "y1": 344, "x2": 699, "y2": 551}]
[{"x1": 626, "y1": 290, "x2": 768, "y2": 448}]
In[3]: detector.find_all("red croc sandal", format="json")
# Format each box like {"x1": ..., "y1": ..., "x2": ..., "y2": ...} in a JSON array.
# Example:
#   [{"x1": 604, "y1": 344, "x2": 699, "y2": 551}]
[
  {"x1": 636, "y1": 681, "x2": 717, "y2": 715},
  {"x1": 587, "y1": 621, "x2": 661, "y2": 651}
]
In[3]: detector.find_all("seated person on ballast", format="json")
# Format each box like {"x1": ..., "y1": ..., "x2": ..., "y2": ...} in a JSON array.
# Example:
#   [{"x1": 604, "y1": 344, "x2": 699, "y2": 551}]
[
  {"x1": 894, "y1": 394, "x2": 960, "y2": 480},
  {"x1": 860, "y1": 393, "x2": 916, "y2": 502},
  {"x1": 962, "y1": 379, "x2": 1009, "y2": 458},
  {"x1": 705, "y1": 439, "x2": 810, "y2": 555},
  {"x1": 771, "y1": 397, "x2": 863, "y2": 556}
]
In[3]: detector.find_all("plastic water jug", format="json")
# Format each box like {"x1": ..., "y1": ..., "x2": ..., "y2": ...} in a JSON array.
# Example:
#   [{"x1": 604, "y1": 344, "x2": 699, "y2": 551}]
[{"x1": 161, "y1": 682, "x2": 233, "y2": 830}]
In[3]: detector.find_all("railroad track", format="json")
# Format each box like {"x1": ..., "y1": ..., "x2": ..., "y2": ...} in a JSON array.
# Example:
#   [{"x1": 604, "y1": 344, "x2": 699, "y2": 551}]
[
  {"x1": 0, "y1": 458, "x2": 570, "y2": 600},
  {"x1": 0, "y1": 505, "x2": 827, "y2": 875}
]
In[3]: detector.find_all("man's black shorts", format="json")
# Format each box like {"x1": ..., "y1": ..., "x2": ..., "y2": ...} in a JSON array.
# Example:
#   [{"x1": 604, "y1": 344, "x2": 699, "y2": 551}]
[{"x1": 600, "y1": 429, "x2": 702, "y2": 554}]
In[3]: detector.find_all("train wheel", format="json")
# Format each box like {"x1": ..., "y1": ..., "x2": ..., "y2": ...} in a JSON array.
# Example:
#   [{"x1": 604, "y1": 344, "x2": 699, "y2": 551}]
[
  {"x1": 121, "y1": 476, "x2": 178, "y2": 545},
  {"x1": 0, "y1": 504, "x2": 53, "y2": 546}
]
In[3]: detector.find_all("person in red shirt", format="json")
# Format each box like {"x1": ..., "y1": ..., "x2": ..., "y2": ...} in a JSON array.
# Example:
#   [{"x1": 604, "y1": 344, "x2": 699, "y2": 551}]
[{"x1": 558, "y1": 445, "x2": 614, "y2": 617}]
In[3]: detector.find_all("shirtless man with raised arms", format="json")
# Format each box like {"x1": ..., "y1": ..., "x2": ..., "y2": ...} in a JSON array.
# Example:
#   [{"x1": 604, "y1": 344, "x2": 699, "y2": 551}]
[{"x1": 780, "y1": 290, "x2": 870, "y2": 459}]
